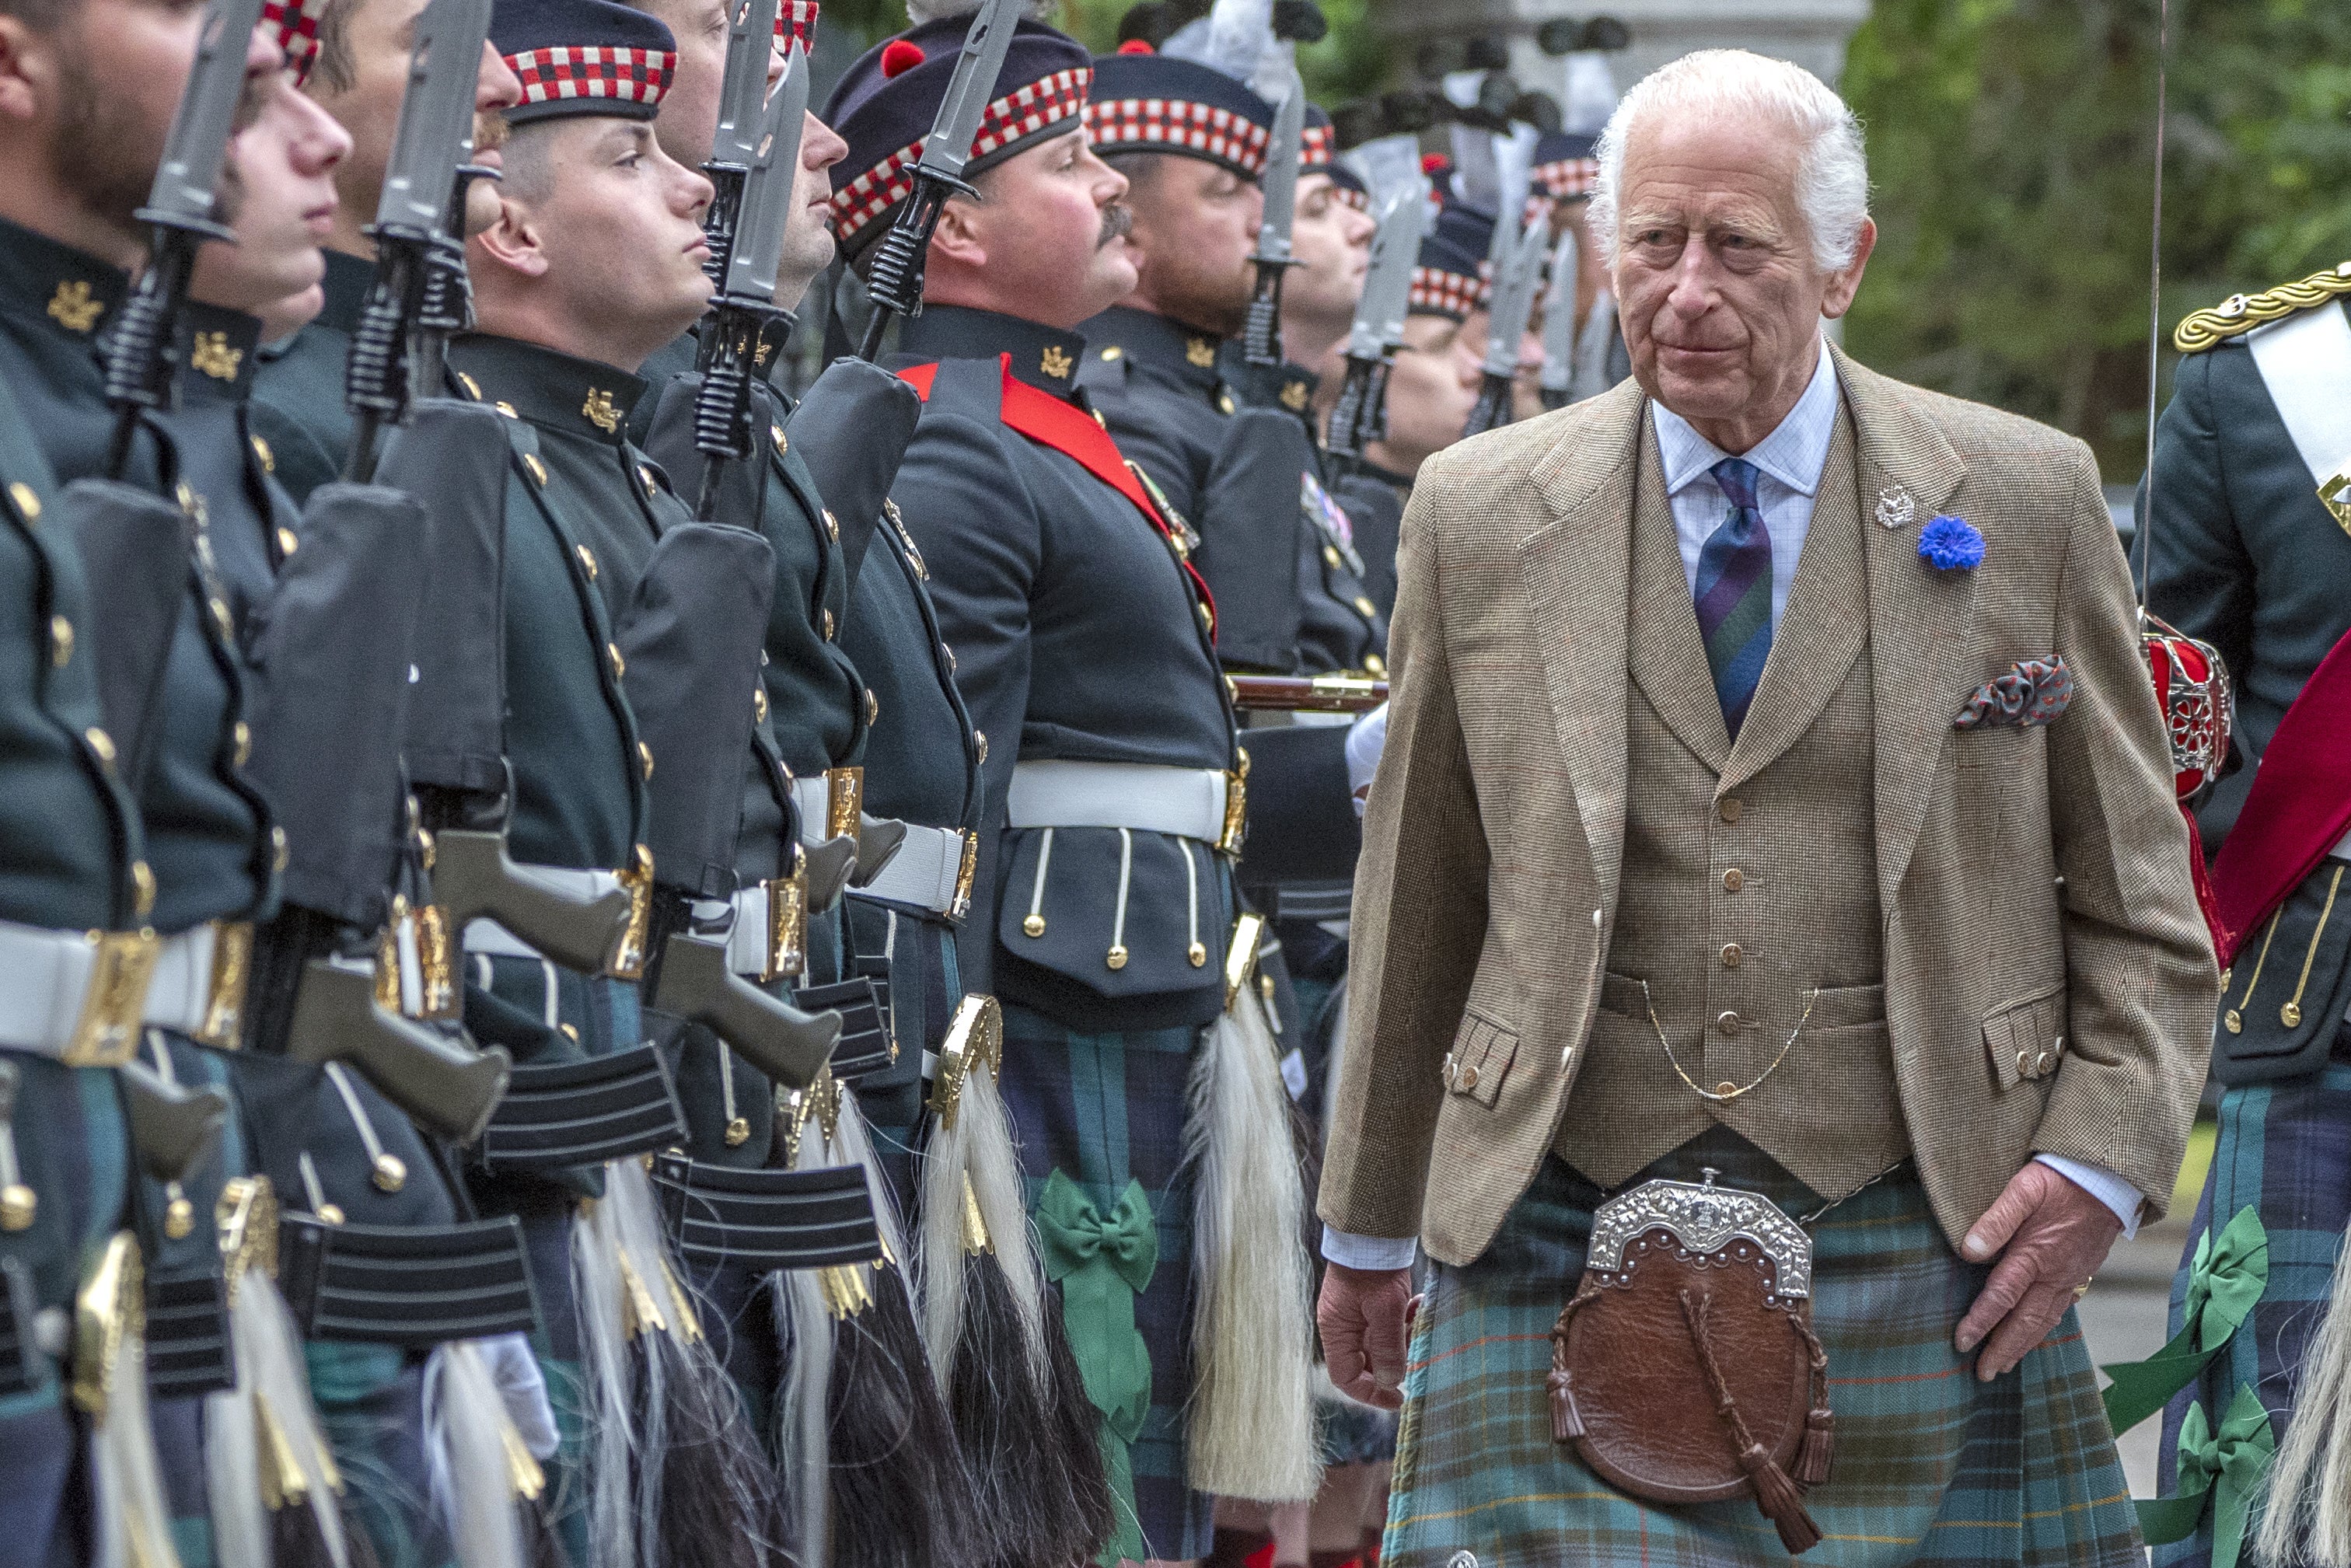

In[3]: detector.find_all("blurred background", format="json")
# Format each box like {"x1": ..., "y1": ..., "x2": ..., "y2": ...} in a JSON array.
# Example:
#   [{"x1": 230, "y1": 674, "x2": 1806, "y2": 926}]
[{"x1": 809, "y1": 0, "x2": 2351, "y2": 486}]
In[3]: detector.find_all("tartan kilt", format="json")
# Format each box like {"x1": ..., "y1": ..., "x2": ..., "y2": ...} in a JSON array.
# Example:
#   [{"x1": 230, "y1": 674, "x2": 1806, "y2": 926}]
[
  {"x1": 997, "y1": 1000, "x2": 1215, "y2": 1563},
  {"x1": 2155, "y1": 1035, "x2": 2351, "y2": 1568},
  {"x1": 1382, "y1": 1135, "x2": 2142, "y2": 1568}
]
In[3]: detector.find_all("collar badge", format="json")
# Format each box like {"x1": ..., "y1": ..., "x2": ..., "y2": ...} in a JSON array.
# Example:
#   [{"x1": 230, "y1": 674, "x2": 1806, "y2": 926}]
[
  {"x1": 1185, "y1": 336, "x2": 1217, "y2": 368},
  {"x1": 582, "y1": 388, "x2": 620, "y2": 433},
  {"x1": 190, "y1": 331, "x2": 243, "y2": 382},
  {"x1": 46, "y1": 281, "x2": 103, "y2": 334},
  {"x1": 1279, "y1": 379, "x2": 1308, "y2": 412},
  {"x1": 1039, "y1": 344, "x2": 1073, "y2": 380}
]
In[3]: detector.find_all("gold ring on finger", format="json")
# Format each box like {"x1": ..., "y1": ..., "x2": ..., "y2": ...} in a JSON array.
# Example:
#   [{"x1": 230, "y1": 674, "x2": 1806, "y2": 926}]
[{"x1": 2072, "y1": 1279, "x2": 2093, "y2": 1300}]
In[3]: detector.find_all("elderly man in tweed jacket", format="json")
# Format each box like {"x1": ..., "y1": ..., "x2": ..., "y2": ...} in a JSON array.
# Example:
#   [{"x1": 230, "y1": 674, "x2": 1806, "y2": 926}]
[{"x1": 1315, "y1": 49, "x2": 2218, "y2": 1568}]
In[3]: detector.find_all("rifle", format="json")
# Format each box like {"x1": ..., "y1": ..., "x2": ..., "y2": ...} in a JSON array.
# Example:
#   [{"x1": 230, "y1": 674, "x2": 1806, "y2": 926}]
[
  {"x1": 1538, "y1": 224, "x2": 1577, "y2": 410},
  {"x1": 696, "y1": 0, "x2": 782, "y2": 295},
  {"x1": 342, "y1": 0, "x2": 496, "y2": 480},
  {"x1": 102, "y1": 0, "x2": 267, "y2": 478},
  {"x1": 1227, "y1": 672, "x2": 1388, "y2": 714},
  {"x1": 1238, "y1": 69, "x2": 1305, "y2": 370},
  {"x1": 1462, "y1": 214, "x2": 1549, "y2": 437},
  {"x1": 852, "y1": 0, "x2": 1025, "y2": 358},
  {"x1": 692, "y1": 38, "x2": 810, "y2": 519},
  {"x1": 1324, "y1": 183, "x2": 1426, "y2": 472}
]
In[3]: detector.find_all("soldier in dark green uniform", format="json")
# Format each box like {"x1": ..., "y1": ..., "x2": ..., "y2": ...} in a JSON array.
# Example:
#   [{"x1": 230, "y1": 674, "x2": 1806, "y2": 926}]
[
  {"x1": 828, "y1": 18, "x2": 1320, "y2": 1559},
  {"x1": 250, "y1": 0, "x2": 526, "y2": 505},
  {"x1": 2146, "y1": 261, "x2": 2351, "y2": 1568}
]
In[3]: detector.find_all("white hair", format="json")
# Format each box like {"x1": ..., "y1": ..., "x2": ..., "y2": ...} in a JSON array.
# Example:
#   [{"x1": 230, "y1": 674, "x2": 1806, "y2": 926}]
[{"x1": 1588, "y1": 49, "x2": 1871, "y2": 273}]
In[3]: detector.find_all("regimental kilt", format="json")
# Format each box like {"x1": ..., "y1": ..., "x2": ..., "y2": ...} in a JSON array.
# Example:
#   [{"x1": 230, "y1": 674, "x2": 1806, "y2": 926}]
[
  {"x1": 997, "y1": 1000, "x2": 1214, "y2": 1563},
  {"x1": 1382, "y1": 1133, "x2": 2141, "y2": 1568},
  {"x1": 2155, "y1": 1032, "x2": 2351, "y2": 1567}
]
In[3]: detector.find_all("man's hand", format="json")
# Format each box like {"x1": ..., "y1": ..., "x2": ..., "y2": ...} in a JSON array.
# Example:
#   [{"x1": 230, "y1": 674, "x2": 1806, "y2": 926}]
[
  {"x1": 1319, "y1": 1263, "x2": 1414, "y2": 1410},
  {"x1": 1954, "y1": 1161, "x2": 2125, "y2": 1380}
]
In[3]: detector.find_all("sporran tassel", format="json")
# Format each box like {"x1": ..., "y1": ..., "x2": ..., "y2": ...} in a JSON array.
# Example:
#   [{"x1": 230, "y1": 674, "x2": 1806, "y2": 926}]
[
  {"x1": 771, "y1": 1268, "x2": 833, "y2": 1566},
  {"x1": 243, "y1": 1277, "x2": 353, "y2": 1568},
  {"x1": 571, "y1": 1186, "x2": 638, "y2": 1568},
  {"x1": 1546, "y1": 1368, "x2": 1585, "y2": 1442},
  {"x1": 1738, "y1": 1440, "x2": 1822, "y2": 1556},
  {"x1": 1183, "y1": 975, "x2": 1319, "y2": 1500},
  {"x1": 423, "y1": 1339, "x2": 528, "y2": 1568},
  {"x1": 1794, "y1": 1407, "x2": 1834, "y2": 1487},
  {"x1": 77, "y1": 1233, "x2": 182, "y2": 1568}
]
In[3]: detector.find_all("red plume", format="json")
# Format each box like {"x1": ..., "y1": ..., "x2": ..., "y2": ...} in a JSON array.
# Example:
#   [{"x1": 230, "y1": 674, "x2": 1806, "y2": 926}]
[
  {"x1": 1420, "y1": 152, "x2": 1450, "y2": 176},
  {"x1": 1116, "y1": 38, "x2": 1155, "y2": 53},
  {"x1": 881, "y1": 38, "x2": 925, "y2": 77}
]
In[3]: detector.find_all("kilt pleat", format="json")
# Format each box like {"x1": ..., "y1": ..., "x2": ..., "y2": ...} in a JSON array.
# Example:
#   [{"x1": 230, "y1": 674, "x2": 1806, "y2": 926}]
[
  {"x1": 1382, "y1": 1134, "x2": 2140, "y2": 1567},
  {"x1": 997, "y1": 999, "x2": 1215, "y2": 1563}
]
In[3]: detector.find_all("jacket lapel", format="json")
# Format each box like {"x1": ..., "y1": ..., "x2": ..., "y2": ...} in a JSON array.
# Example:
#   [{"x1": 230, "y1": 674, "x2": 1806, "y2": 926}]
[
  {"x1": 1627, "y1": 411, "x2": 1733, "y2": 771},
  {"x1": 1519, "y1": 379, "x2": 1644, "y2": 913},
  {"x1": 1838, "y1": 347, "x2": 1974, "y2": 906},
  {"x1": 1719, "y1": 403, "x2": 1866, "y2": 791}
]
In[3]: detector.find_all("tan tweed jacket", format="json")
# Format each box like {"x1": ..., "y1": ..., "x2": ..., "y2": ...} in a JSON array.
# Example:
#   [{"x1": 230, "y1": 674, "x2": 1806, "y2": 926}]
[{"x1": 1319, "y1": 347, "x2": 2220, "y2": 1265}]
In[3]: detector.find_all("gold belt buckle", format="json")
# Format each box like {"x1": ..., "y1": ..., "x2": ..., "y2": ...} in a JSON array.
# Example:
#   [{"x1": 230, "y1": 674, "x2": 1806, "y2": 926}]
[
  {"x1": 609, "y1": 844, "x2": 655, "y2": 980},
  {"x1": 416, "y1": 903, "x2": 459, "y2": 1018},
  {"x1": 825, "y1": 766, "x2": 864, "y2": 844},
  {"x1": 762, "y1": 870, "x2": 807, "y2": 983},
  {"x1": 949, "y1": 829, "x2": 978, "y2": 922},
  {"x1": 64, "y1": 930, "x2": 161, "y2": 1067},
  {"x1": 192, "y1": 920, "x2": 253, "y2": 1049},
  {"x1": 1217, "y1": 752, "x2": 1249, "y2": 858}
]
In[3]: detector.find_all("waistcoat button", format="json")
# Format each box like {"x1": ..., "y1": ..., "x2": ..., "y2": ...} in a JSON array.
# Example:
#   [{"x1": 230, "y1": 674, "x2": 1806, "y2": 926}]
[
  {"x1": 1722, "y1": 868, "x2": 1744, "y2": 892},
  {"x1": 1719, "y1": 798, "x2": 1742, "y2": 823},
  {"x1": 1715, "y1": 1011, "x2": 1742, "y2": 1035},
  {"x1": 1720, "y1": 943, "x2": 1742, "y2": 969}
]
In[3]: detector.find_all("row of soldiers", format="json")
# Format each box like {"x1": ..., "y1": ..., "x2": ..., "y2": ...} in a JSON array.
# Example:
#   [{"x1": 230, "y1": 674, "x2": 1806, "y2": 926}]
[{"x1": 0, "y1": 0, "x2": 1622, "y2": 1556}]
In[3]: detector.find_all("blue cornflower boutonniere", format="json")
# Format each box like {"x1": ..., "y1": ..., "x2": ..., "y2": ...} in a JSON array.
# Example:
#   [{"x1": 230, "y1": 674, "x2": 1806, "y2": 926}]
[{"x1": 1919, "y1": 514, "x2": 1986, "y2": 571}]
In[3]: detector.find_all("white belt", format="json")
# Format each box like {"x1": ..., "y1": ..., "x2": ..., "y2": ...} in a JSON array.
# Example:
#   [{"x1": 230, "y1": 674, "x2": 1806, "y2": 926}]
[
  {"x1": 689, "y1": 879, "x2": 803, "y2": 980},
  {"x1": 790, "y1": 778, "x2": 830, "y2": 847},
  {"x1": 0, "y1": 918, "x2": 246, "y2": 1063},
  {"x1": 854, "y1": 824, "x2": 974, "y2": 917},
  {"x1": 463, "y1": 866, "x2": 624, "y2": 961},
  {"x1": 1005, "y1": 760, "x2": 1231, "y2": 846}
]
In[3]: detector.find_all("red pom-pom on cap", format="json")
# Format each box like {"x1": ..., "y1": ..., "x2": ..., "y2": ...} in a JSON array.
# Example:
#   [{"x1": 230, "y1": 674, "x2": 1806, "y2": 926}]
[
  {"x1": 881, "y1": 38, "x2": 925, "y2": 77},
  {"x1": 1116, "y1": 38, "x2": 1155, "y2": 53},
  {"x1": 1420, "y1": 152, "x2": 1450, "y2": 175}
]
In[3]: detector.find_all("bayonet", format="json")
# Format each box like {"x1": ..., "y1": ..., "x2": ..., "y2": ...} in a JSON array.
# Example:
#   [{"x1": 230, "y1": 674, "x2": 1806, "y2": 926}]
[
  {"x1": 1239, "y1": 69, "x2": 1305, "y2": 368},
  {"x1": 691, "y1": 49, "x2": 809, "y2": 517},
  {"x1": 102, "y1": 0, "x2": 269, "y2": 477},
  {"x1": 1325, "y1": 183, "x2": 1424, "y2": 468},
  {"x1": 854, "y1": 0, "x2": 1025, "y2": 357},
  {"x1": 700, "y1": 0, "x2": 783, "y2": 288},
  {"x1": 342, "y1": 0, "x2": 496, "y2": 480},
  {"x1": 1539, "y1": 224, "x2": 1577, "y2": 407},
  {"x1": 1463, "y1": 215, "x2": 1548, "y2": 435}
]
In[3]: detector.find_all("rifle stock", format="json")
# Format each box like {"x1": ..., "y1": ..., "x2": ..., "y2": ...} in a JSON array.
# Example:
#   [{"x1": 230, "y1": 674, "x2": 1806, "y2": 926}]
[{"x1": 285, "y1": 961, "x2": 510, "y2": 1144}]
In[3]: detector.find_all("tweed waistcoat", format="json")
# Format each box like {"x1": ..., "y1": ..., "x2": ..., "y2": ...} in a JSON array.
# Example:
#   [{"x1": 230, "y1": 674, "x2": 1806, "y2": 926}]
[{"x1": 1553, "y1": 402, "x2": 1913, "y2": 1198}]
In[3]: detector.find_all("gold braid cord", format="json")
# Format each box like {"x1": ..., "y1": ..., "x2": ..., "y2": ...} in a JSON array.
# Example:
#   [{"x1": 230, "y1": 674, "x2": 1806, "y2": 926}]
[{"x1": 2174, "y1": 260, "x2": 2351, "y2": 354}]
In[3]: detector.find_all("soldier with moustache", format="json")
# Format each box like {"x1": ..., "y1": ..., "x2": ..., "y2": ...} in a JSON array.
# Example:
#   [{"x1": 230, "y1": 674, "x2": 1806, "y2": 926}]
[
  {"x1": 826, "y1": 16, "x2": 1296, "y2": 1560},
  {"x1": 2143, "y1": 260, "x2": 2351, "y2": 1566}
]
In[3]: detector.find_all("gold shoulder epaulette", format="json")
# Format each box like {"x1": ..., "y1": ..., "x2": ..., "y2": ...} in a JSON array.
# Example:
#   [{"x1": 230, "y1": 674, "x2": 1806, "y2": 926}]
[{"x1": 2174, "y1": 260, "x2": 2351, "y2": 354}]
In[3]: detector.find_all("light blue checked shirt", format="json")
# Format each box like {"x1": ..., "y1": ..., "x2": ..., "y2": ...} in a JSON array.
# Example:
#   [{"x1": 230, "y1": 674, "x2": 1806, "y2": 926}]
[{"x1": 1321, "y1": 342, "x2": 2139, "y2": 1275}]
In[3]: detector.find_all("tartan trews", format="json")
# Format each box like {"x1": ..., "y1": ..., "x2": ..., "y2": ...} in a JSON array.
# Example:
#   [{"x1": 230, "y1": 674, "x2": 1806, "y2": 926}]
[{"x1": 1382, "y1": 1133, "x2": 2141, "y2": 1567}]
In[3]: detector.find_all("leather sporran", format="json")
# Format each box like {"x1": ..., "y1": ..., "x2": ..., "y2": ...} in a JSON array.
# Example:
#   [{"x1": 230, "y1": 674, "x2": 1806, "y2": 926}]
[{"x1": 1549, "y1": 1170, "x2": 1834, "y2": 1554}]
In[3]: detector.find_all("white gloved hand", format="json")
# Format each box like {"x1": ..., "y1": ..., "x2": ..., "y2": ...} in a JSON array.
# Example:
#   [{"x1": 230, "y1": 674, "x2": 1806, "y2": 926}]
[
  {"x1": 1344, "y1": 702, "x2": 1389, "y2": 818},
  {"x1": 473, "y1": 1332, "x2": 561, "y2": 1460}
]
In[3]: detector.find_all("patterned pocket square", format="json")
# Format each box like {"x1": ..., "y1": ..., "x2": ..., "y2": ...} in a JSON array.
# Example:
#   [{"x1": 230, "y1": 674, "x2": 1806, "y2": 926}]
[{"x1": 1955, "y1": 655, "x2": 2073, "y2": 729}]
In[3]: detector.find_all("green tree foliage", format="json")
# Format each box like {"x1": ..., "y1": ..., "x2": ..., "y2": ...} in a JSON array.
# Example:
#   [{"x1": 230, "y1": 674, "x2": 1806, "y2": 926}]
[{"x1": 1843, "y1": 0, "x2": 2351, "y2": 477}]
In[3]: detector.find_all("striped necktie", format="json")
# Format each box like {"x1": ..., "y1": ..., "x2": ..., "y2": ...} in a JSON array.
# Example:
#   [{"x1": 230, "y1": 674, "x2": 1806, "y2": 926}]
[{"x1": 1694, "y1": 456, "x2": 1773, "y2": 739}]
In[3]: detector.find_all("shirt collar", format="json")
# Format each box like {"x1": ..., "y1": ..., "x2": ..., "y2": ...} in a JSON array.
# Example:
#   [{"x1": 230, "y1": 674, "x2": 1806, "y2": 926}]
[
  {"x1": 1653, "y1": 340, "x2": 1840, "y2": 498},
  {"x1": 445, "y1": 333, "x2": 647, "y2": 445}
]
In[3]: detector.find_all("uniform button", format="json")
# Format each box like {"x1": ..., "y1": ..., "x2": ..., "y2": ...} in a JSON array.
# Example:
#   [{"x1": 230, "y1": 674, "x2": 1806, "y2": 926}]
[
  {"x1": 822, "y1": 609, "x2": 835, "y2": 641},
  {"x1": 7, "y1": 482, "x2": 39, "y2": 521},
  {"x1": 973, "y1": 731, "x2": 987, "y2": 763},
  {"x1": 522, "y1": 452, "x2": 548, "y2": 485},
  {"x1": 865, "y1": 690, "x2": 879, "y2": 725},
  {"x1": 753, "y1": 687, "x2": 768, "y2": 723},
  {"x1": 1100, "y1": 345, "x2": 1122, "y2": 361},
  {"x1": 272, "y1": 825, "x2": 289, "y2": 871},
  {"x1": 1364, "y1": 654, "x2": 1386, "y2": 676},
  {"x1": 232, "y1": 721, "x2": 251, "y2": 768},
  {"x1": 276, "y1": 526, "x2": 299, "y2": 557},
  {"x1": 943, "y1": 644, "x2": 955, "y2": 672},
  {"x1": 250, "y1": 434, "x2": 274, "y2": 473},
  {"x1": 131, "y1": 860, "x2": 155, "y2": 918},
  {"x1": 48, "y1": 616, "x2": 71, "y2": 667},
  {"x1": 638, "y1": 463, "x2": 657, "y2": 493},
  {"x1": 639, "y1": 741, "x2": 655, "y2": 779},
  {"x1": 1323, "y1": 546, "x2": 1342, "y2": 568},
  {"x1": 1354, "y1": 595, "x2": 1378, "y2": 617},
  {"x1": 1719, "y1": 798, "x2": 1742, "y2": 824},
  {"x1": 85, "y1": 726, "x2": 115, "y2": 767},
  {"x1": 576, "y1": 544, "x2": 598, "y2": 579},
  {"x1": 494, "y1": 400, "x2": 519, "y2": 419},
  {"x1": 1720, "y1": 942, "x2": 1742, "y2": 969},
  {"x1": 0, "y1": 1183, "x2": 33, "y2": 1231},
  {"x1": 607, "y1": 643, "x2": 626, "y2": 680},
  {"x1": 1722, "y1": 868, "x2": 1744, "y2": 892},
  {"x1": 1715, "y1": 1011, "x2": 1742, "y2": 1036},
  {"x1": 771, "y1": 424, "x2": 788, "y2": 455},
  {"x1": 823, "y1": 509, "x2": 839, "y2": 541}
]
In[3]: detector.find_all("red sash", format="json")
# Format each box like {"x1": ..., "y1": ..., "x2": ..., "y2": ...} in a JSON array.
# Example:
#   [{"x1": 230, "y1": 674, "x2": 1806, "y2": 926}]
[
  {"x1": 2207, "y1": 623, "x2": 2351, "y2": 965},
  {"x1": 899, "y1": 354, "x2": 1218, "y2": 635}
]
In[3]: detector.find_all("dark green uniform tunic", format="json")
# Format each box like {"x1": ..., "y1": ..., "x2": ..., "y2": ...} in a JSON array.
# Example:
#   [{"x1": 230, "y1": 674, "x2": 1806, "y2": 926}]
[
  {"x1": 887, "y1": 305, "x2": 1239, "y2": 1559},
  {"x1": 0, "y1": 218, "x2": 149, "y2": 1563},
  {"x1": 249, "y1": 249, "x2": 372, "y2": 505}
]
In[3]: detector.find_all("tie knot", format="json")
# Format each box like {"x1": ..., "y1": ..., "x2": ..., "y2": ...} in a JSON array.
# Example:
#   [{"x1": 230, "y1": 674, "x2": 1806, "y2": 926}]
[{"x1": 1711, "y1": 457, "x2": 1762, "y2": 513}]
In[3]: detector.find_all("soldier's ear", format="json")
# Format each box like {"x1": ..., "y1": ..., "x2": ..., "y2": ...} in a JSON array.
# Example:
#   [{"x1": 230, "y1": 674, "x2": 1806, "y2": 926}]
[
  {"x1": 470, "y1": 194, "x2": 550, "y2": 280},
  {"x1": 0, "y1": 15, "x2": 55, "y2": 125},
  {"x1": 929, "y1": 195, "x2": 987, "y2": 270}
]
